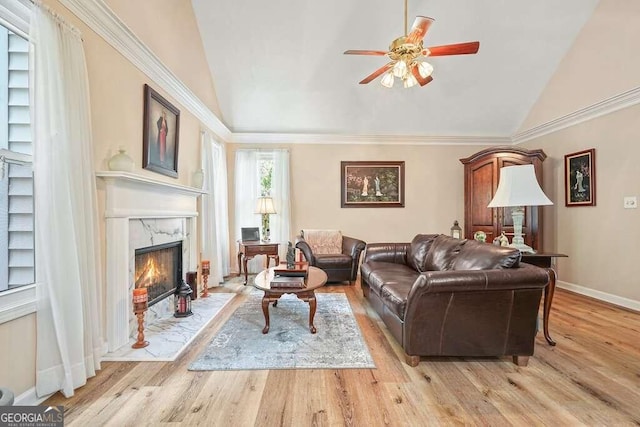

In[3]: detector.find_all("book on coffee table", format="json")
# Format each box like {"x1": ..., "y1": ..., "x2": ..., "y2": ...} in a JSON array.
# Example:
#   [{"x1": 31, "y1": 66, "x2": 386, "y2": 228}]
[
  {"x1": 270, "y1": 275, "x2": 306, "y2": 289},
  {"x1": 274, "y1": 262, "x2": 309, "y2": 278}
]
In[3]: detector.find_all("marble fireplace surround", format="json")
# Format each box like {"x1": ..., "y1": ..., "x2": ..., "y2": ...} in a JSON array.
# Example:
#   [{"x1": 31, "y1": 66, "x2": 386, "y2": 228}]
[{"x1": 97, "y1": 172, "x2": 205, "y2": 352}]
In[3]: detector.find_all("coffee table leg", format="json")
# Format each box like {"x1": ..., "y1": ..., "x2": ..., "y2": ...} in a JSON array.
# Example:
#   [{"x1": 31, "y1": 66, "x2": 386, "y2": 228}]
[
  {"x1": 308, "y1": 293, "x2": 317, "y2": 334},
  {"x1": 261, "y1": 295, "x2": 270, "y2": 334}
]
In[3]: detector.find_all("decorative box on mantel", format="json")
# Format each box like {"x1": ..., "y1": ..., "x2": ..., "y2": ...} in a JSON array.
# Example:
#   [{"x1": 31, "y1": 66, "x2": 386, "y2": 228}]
[{"x1": 96, "y1": 171, "x2": 207, "y2": 352}]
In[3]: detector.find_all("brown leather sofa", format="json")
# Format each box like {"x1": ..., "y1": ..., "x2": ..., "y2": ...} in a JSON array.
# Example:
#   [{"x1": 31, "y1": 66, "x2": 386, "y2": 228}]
[
  {"x1": 360, "y1": 234, "x2": 550, "y2": 366},
  {"x1": 295, "y1": 233, "x2": 366, "y2": 283}
]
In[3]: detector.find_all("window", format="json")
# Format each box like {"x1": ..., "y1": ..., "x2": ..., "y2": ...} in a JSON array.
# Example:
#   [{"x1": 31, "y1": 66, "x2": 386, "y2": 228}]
[
  {"x1": 0, "y1": 25, "x2": 33, "y2": 293},
  {"x1": 258, "y1": 154, "x2": 273, "y2": 196}
]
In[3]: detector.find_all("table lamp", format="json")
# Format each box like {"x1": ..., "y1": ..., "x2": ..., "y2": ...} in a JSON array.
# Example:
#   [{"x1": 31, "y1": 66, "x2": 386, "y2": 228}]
[
  {"x1": 487, "y1": 164, "x2": 552, "y2": 253},
  {"x1": 255, "y1": 196, "x2": 277, "y2": 242}
]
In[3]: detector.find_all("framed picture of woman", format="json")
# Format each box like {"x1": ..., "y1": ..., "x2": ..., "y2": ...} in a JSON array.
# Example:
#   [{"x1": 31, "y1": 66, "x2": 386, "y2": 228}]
[
  {"x1": 340, "y1": 161, "x2": 405, "y2": 208},
  {"x1": 564, "y1": 148, "x2": 596, "y2": 206},
  {"x1": 142, "y1": 84, "x2": 180, "y2": 178}
]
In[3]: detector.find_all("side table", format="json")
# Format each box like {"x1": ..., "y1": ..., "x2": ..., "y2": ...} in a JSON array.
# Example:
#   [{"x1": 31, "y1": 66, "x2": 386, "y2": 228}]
[
  {"x1": 521, "y1": 252, "x2": 568, "y2": 346},
  {"x1": 237, "y1": 241, "x2": 279, "y2": 285}
]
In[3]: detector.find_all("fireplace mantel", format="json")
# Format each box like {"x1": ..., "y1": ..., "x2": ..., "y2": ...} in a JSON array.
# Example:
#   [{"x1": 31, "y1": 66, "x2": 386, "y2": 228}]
[
  {"x1": 97, "y1": 171, "x2": 205, "y2": 351},
  {"x1": 96, "y1": 171, "x2": 207, "y2": 218}
]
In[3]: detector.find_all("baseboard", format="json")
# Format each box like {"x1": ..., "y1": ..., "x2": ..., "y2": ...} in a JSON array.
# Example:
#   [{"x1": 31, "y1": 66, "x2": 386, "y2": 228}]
[
  {"x1": 14, "y1": 387, "x2": 52, "y2": 406},
  {"x1": 557, "y1": 280, "x2": 640, "y2": 312}
]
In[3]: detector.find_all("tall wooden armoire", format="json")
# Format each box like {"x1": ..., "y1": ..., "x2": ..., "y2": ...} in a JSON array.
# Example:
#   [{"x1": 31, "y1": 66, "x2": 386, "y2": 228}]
[{"x1": 460, "y1": 147, "x2": 547, "y2": 251}]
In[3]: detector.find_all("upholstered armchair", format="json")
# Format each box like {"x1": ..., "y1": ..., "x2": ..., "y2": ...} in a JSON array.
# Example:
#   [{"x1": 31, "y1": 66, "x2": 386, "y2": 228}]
[{"x1": 295, "y1": 230, "x2": 366, "y2": 284}]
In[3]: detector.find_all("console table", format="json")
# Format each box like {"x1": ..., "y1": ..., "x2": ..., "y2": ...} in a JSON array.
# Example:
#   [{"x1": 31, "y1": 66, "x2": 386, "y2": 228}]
[
  {"x1": 237, "y1": 241, "x2": 279, "y2": 285},
  {"x1": 521, "y1": 252, "x2": 568, "y2": 346}
]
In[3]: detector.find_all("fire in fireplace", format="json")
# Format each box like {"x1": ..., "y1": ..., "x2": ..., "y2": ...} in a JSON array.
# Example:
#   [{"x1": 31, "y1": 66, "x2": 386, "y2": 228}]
[{"x1": 135, "y1": 241, "x2": 182, "y2": 306}]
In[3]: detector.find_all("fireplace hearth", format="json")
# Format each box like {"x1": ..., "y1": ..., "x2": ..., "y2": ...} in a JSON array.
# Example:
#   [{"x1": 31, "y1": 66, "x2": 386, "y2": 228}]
[{"x1": 135, "y1": 241, "x2": 183, "y2": 307}]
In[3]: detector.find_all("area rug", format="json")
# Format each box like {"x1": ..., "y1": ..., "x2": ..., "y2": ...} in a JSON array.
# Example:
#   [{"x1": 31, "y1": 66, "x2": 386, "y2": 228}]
[
  {"x1": 189, "y1": 292, "x2": 375, "y2": 370},
  {"x1": 103, "y1": 293, "x2": 235, "y2": 362}
]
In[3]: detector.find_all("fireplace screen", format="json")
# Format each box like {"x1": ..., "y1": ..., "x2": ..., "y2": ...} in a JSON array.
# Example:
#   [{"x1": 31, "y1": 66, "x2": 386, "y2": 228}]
[{"x1": 135, "y1": 241, "x2": 182, "y2": 306}]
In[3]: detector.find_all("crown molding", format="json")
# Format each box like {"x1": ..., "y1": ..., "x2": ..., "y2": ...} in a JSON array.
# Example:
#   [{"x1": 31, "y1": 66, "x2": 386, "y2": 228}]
[
  {"x1": 59, "y1": 0, "x2": 232, "y2": 141},
  {"x1": 230, "y1": 133, "x2": 510, "y2": 146},
  {"x1": 512, "y1": 86, "x2": 640, "y2": 144}
]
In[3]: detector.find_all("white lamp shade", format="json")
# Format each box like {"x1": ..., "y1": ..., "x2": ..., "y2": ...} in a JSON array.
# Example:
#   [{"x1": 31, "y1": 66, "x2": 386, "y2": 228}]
[
  {"x1": 255, "y1": 196, "x2": 277, "y2": 214},
  {"x1": 488, "y1": 164, "x2": 553, "y2": 208}
]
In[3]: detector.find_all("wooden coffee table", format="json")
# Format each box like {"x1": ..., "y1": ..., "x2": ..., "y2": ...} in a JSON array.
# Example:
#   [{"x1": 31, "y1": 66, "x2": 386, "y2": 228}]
[{"x1": 253, "y1": 266, "x2": 328, "y2": 334}]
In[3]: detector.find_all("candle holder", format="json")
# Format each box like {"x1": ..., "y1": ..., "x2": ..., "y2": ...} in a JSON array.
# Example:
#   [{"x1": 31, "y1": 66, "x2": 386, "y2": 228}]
[
  {"x1": 201, "y1": 260, "x2": 210, "y2": 298},
  {"x1": 132, "y1": 288, "x2": 149, "y2": 349}
]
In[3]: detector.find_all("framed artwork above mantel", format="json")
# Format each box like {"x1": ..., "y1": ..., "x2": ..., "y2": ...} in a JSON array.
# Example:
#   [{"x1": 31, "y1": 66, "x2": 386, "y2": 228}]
[{"x1": 142, "y1": 84, "x2": 180, "y2": 178}]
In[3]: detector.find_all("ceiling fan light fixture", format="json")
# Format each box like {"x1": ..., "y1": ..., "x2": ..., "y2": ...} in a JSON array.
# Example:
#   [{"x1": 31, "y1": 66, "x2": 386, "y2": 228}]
[
  {"x1": 392, "y1": 60, "x2": 407, "y2": 78},
  {"x1": 403, "y1": 73, "x2": 418, "y2": 88},
  {"x1": 418, "y1": 61, "x2": 434, "y2": 78},
  {"x1": 381, "y1": 71, "x2": 395, "y2": 88}
]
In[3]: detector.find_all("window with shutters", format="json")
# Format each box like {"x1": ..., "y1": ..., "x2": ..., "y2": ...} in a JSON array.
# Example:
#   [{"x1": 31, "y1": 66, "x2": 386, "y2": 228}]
[{"x1": 0, "y1": 25, "x2": 33, "y2": 293}]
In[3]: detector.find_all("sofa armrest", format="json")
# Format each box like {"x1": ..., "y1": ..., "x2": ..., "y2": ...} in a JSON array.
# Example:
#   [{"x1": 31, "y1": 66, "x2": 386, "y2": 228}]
[
  {"x1": 407, "y1": 263, "x2": 549, "y2": 299},
  {"x1": 342, "y1": 235, "x2": 366, "y2": 258},
  {"x1": 362, "y1": 243, "x2": 409, "y2": 265},
  {"x1": 294, "y1": 235, "x2": 315, "y2": 264}
]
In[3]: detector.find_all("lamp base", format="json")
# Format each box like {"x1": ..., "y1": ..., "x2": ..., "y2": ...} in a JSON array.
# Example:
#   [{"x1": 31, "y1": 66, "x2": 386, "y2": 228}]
[{"x1": 508, "y1": 242, "x2": 536, "y2": 254}]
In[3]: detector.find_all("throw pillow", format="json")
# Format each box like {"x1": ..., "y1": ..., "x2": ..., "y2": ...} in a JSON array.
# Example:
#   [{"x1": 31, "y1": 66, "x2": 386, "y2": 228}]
[{"x1": 302, "y1": 229, "x2": 343, "y2": 255}]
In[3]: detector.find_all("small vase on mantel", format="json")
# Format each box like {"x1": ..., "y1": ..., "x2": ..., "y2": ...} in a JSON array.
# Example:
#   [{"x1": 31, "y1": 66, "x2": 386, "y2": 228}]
[
  {"x1": 108, "y1": 147, "x2": 134, "y2": 172},
  {"x1": 192, "y1": 168, "x2": 204, "y2": 189}
]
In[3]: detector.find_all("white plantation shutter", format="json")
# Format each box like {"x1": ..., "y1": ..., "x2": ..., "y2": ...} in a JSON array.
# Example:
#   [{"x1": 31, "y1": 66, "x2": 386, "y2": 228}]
[{"x1": 0, "y1": 26, "x2": 33, "y2": 291}]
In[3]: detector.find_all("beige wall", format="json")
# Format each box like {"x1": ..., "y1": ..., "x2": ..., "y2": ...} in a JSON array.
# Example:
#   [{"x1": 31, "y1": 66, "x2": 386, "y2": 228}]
[
  {"x1": 522, "y1": 104, "x2": 640, "y2": 303},
  {"x1": 0, "y1": 314, "x2": 36, "y2": 396},
  {"x1": 518, "y1": 0, "x2": 640, "y2": 305},
  {"x1": 519, "y1": 0, "x2": 640, "y2": 130},
  {"x1": 0, "y1": 0, "x2": 219, "y2": 397},
  {"x1": 226, "y1": 142, "x2": 486, "y2": 269}
]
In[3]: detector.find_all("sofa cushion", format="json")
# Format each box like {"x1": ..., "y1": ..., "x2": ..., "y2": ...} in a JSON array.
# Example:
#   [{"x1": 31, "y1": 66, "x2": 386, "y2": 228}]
[
  {"x1": 407, "y1": 234, "x2": 439, "y2": 272},
  {"x1": 424, "y1": 234, "x2": 467, "y2": 271},
  {"x1": 364, "y1": 262, "x2": 420, "y2": 296},
  {"x1": 380, "y1": 282, "x2": 413, "y2": 320},
  {"x1": 302, "y1": 229, "x2": 342, "y2": 254},
  {"x1": 314, "y1": 253, "x2": 352, "y2": 269},
  {"x1": 451, "y1": 239, "x2": 521, "y2": 270}
]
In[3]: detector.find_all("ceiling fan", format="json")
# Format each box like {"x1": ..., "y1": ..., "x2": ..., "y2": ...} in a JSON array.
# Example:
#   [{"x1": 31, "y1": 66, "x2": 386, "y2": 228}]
[{"x1": 344, "y1": 0, "x2": 480, "y2": 88}]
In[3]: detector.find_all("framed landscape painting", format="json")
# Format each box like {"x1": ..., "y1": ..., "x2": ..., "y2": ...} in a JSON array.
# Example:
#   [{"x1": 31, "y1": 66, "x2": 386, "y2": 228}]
[
  {"x1": 565, "y1": 148, "x2": 596, "y2": 206},
  {"x1": 143, "y1": 84, "x2": 180, "y2": 178},
  {"x1": 341, "y1": 161, "x2": 405, "y2": 208}
]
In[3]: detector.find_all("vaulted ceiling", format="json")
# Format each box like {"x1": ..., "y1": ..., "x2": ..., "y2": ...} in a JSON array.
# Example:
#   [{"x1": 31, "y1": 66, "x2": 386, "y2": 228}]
[{"x1": 191, "y1": 0, "x2": 599, "y2": 138}]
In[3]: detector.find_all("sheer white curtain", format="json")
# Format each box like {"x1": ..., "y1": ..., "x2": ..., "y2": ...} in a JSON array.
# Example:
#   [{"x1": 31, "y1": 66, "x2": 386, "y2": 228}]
[
  {"x1": 270, "y1": 150, "x2": 291, "y2": 260},
  {"x1": 31, "y1": 5, "x2": 103, "y2": 398},
  {"x1": 234, "y1": 150, "x2": 262, "y2": 273},
  {"x1": 201, "y1": 131, "x2": 230, "y2": 284}
]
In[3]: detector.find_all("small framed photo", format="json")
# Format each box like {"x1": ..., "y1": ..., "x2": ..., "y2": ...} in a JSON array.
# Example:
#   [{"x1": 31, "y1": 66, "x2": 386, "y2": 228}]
[
  {"x1": 341, "y1": 161, "x2": 405, "y2": 208},
  {"x1": 565, "y1": 149, "x2": 596, "y2": 206},
  {"x1": 143, "y1": 84, "x2": 180, "y2": 178}
]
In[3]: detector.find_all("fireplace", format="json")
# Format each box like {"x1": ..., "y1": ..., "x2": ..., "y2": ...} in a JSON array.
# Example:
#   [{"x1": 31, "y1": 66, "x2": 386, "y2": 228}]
[{"x1": 135, "y1": 241, "x2": 183, "y2": 307}]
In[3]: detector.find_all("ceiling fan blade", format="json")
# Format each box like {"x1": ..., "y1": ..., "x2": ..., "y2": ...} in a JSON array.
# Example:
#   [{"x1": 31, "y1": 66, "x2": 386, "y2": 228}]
[
  {"x1": 344, "y1": 50, "x2": 388, "y2": 56},
  {"x1": 425, "y1": 41, "x2": 480, "y2": 56},
  {"x1": 406, "y1": 16, "x2": 434, "y2": 44},
  {"x1": 411, "y1": 66, "x2": 434, "y2": 87},
  {"x1": 359, "y1": 63, "x2": 392, "y2": 84}
]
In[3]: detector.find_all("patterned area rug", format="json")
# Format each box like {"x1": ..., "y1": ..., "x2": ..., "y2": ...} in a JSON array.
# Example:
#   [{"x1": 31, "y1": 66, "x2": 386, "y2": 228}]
[{"x1": 189, "y1": 292, "x2": 375, "y2": 370}]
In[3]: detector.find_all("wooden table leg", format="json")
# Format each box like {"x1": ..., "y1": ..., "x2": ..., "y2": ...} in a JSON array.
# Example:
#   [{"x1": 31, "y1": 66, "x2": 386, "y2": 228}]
[
  {"x1": 543, "y1": 268, "x2": 557, "y2": 346},
  {"x1": 243, "y1": 256, "x2": 250, "y2": 285},
  {"x1": 261, "y1": 294, "x2": 271, "y2": 334},
  {"x1": 237, "y1": 252, "x2": 244, "y2": 284},
  {"x1": 308, "y1": 293, "x2": 317, "y2": 334}
]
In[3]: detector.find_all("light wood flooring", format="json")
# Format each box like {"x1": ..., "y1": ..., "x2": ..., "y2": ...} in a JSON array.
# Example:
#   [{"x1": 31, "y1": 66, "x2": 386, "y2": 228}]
[{"x1": 46, "y1": 278, "x2": 640, "y2": 426}]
